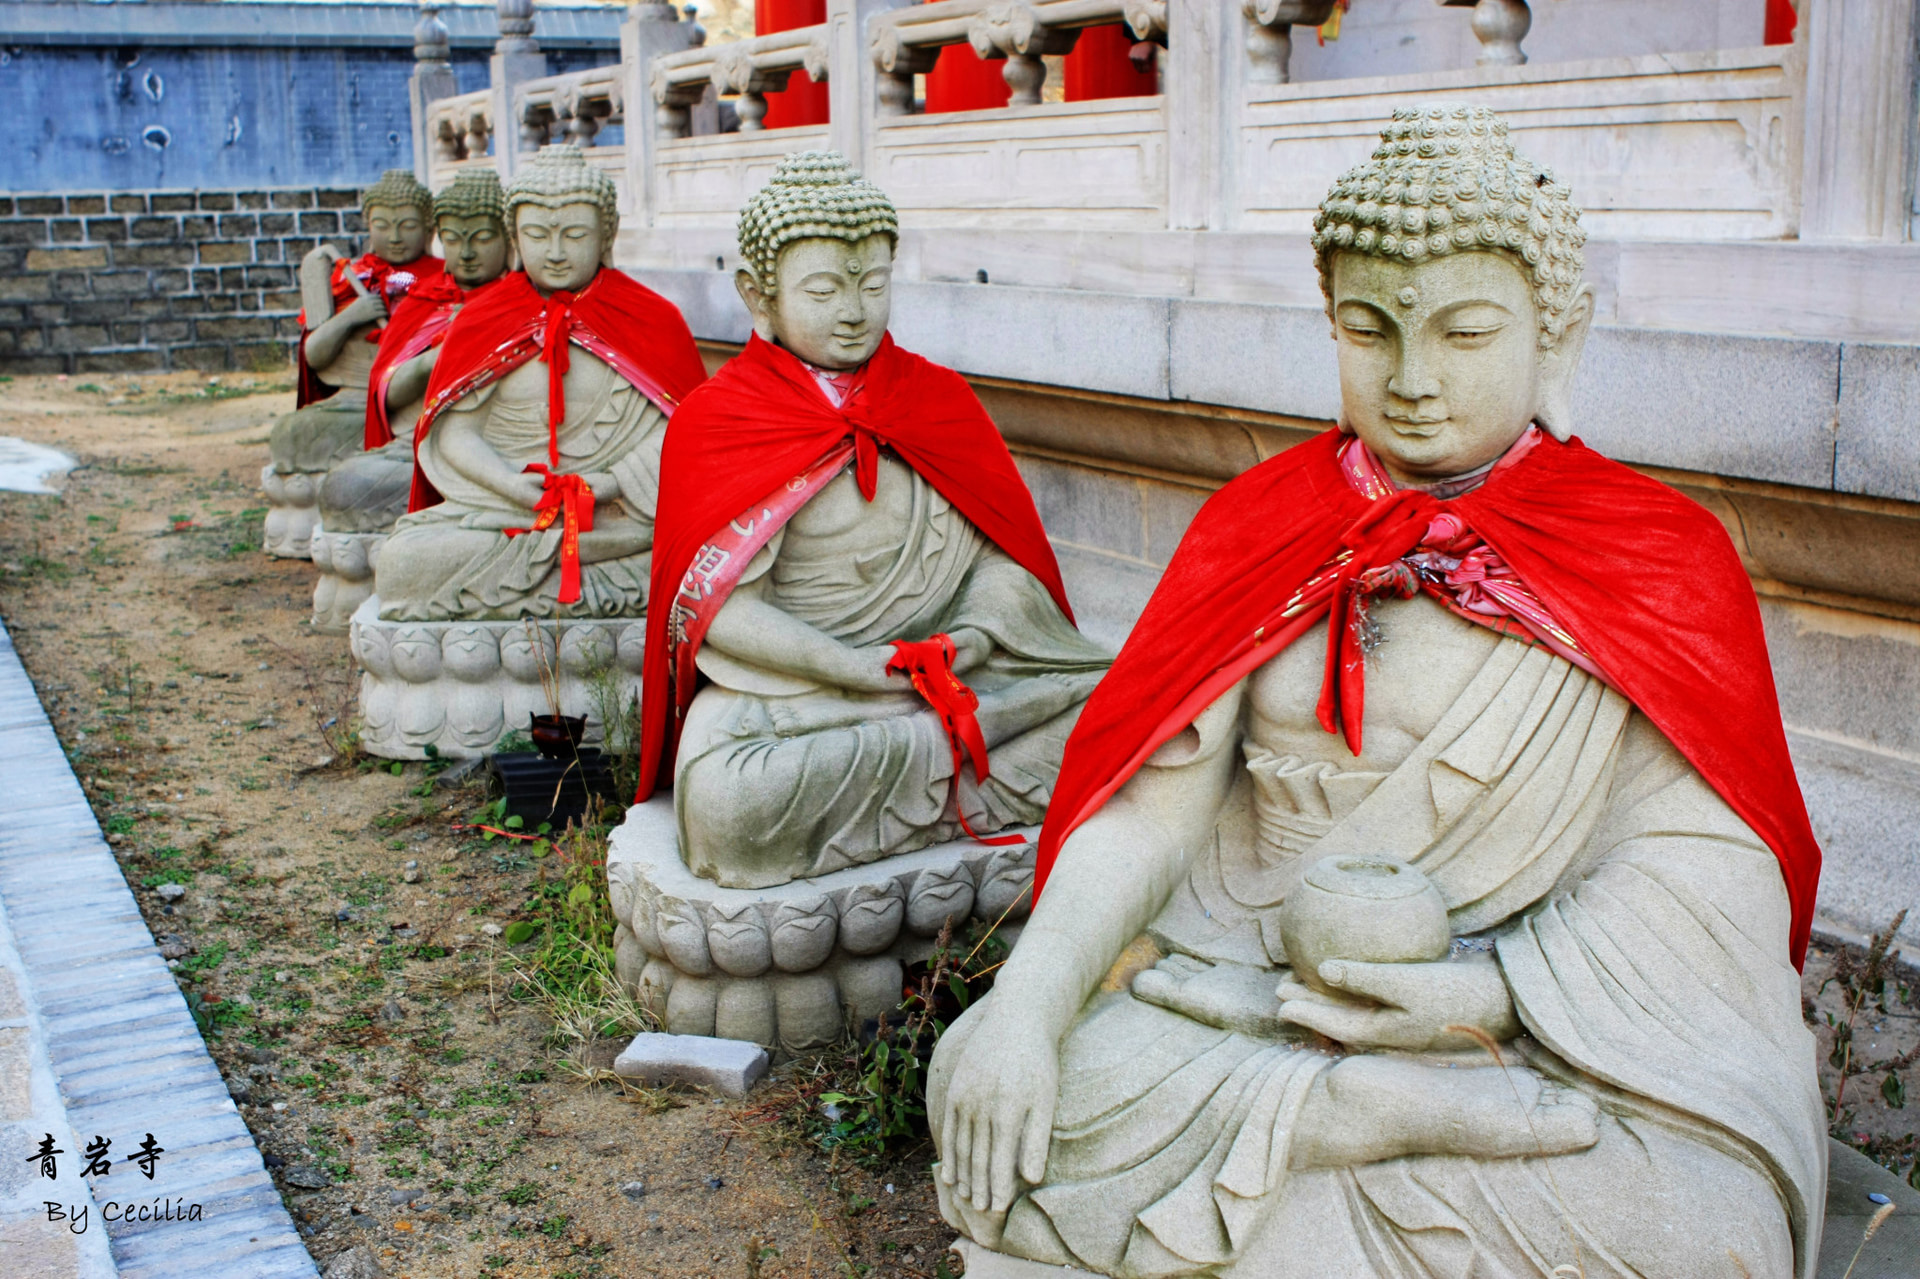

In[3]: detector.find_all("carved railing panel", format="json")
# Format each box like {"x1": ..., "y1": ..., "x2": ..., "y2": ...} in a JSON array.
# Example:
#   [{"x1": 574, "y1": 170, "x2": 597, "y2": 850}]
[
  {"x1": 651, "y1": 25, "x2": 830, "y2": 139},
  {"x1": 1237, "y1": 46, "x2": 1801, "y2": 240},
  {"x1": 425, "y1": 89, "x2": 497, "y2": 187},
  {"x1": 870, "y1": 0, "x2": 1166, "y2": 114}
]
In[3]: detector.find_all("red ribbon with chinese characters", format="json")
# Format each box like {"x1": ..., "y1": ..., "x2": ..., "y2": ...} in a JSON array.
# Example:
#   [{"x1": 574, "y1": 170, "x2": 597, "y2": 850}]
[
  {"x1": 885, "y1": 634, "x2": 1025, "y2": 846},
  {"x1": 503, "y1": 464, "x2": 596, "y2": 604}
]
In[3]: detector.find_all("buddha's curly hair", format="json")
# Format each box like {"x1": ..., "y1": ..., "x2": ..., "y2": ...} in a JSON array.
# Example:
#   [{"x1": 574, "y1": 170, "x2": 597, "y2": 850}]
[
  {"x1": 737, "y1": 151, "x2": 899, "y2": 295},
  {"x1": 1311, "y1": 104, "x2": 1587, "y2": 347},
  {"x1": 361, "y1": 169, "x2": 434, "y2": 220},
  {"x1": 505, "y1": 145, "x2": 620, "y2": 236},
  {"x1": 433, "y1": 168, "x2": 506, "y2": 227}
]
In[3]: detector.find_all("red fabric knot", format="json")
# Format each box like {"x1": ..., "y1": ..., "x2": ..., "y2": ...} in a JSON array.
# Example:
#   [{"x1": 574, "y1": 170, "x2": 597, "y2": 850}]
[
  {"x1": 540, "y1": 290, "x2": 577, "y2": 469},
  {"x1": 503, "y1": 464, "x2": 596, "y2": 604},
  {"x1": 886, "y1": 634, "x2": 1025, "y2": 846},
  {"x1": 1317, "y1": 488, "x2": 1441, "y2": 755},
  {"x1": 839, "y1": 394, "x2": 881, "y2": 501}
]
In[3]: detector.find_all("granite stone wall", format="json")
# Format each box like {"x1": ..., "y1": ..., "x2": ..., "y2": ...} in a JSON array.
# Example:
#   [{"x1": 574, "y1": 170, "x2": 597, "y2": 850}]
[{"x1": 0, "y1": 186, "x2": 367, "y2": 376}]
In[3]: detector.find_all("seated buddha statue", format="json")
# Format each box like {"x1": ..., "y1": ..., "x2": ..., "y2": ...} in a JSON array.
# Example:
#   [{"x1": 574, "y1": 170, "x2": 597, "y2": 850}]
[
  {"x1": 308, "y1": 169, "x2": 512, "y2": 631},
  {"x1": 265, "y1": 169, "x2": 442, "y2": 558},
  {"x1": 371, "y1": 145, "x2": 707, "y2": 622},
  {"x1": 633, "y1": 152, "x2": 1113, "y2": 892},
  {"x1": 930, "y1": 107, "x2": 1827, "y2": 1279}
]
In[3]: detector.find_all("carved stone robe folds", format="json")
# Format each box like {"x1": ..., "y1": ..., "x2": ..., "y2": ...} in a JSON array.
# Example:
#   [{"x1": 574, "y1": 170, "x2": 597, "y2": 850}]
[
  {"x1": 372, "y1": 268, "x2": 707, "y2": 621},
  {"x1": 273, "y1": 253, "x2": 445, "y2": 476},
  {"x1": 935, "y1": 430, "x2": 1826, "y2": 1279},
  {"x1": 635, "y1": 334, "x2": 1112, "y2": 889}
]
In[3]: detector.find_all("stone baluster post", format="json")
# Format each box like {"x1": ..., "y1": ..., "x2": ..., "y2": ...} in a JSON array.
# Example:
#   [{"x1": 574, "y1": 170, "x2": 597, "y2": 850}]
[
  {"x1": 490, "y1": 0, "x2": 547, "y2": 176},
  {"x1": 409, "y1": 0, "x2": 462, "y2": 182},
  {"x1": 623, "y1": 2, "x2": 697, "y2": 229},
  {"x1": 1440, "y1": 0, "x2": 1530, "y2": 67},
  {"x1": 967, "y1": 2, "x2": 1081, "y2": 107},
  {"x1": 1168, "y1": 0, "x2": 1235, "y2": 231},
  {"x1": 870, "y1": 19, "x2": 938, "y2": 118},
  {"x1": 826, "y1": 0, "x2": 903, "y2": 174},
  {"x1": 1241, "y1": 1, "x2": 1335, "y2": 86},
  {"x1": 464, "y1": 103, "x2": 493, "y2": 161},
  {"x1": 1800, "y1": 0, "x2": 1918, "y2": 242}
]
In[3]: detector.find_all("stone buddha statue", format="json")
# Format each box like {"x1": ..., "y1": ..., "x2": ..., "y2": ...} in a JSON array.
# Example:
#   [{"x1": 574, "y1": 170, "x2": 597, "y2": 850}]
[
  {"x1": 264, "y1": 169, "x2": 442, "y2": 558},
  {"x1": 310, "y1": 169, "x2": 512, "y2": 633},
  {"x1": 636, "y1": 152, "x2": 1113, "y2": 891},
  {"x1": 603, "y1": 153, "x2": 1111, "y2": 1054},
  {"x1": 371, "y1": 146, "x2": 705, "y2": 623},
  {"x1": 930, "y1": 106, "x2": 1827, "y2": 1279},
  {"x1": 349, "y1": 145, "x2": 707, "y2": 759}
]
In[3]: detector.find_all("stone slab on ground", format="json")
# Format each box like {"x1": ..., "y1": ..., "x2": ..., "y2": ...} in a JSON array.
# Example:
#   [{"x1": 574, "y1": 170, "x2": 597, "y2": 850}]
[
  {"x1": 0, "y1": 616, "x2": 316, "y2": 1278},
  {"x1": 1819, "y1": 1138, "x2": 1920, "y2": 1279},
  {"x1": 612, "y1": 1032, "x2": 770, "y2": 1097}
]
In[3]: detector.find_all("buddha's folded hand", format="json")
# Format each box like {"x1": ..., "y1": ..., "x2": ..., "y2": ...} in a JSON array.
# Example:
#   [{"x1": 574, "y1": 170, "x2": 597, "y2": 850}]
[
  {"x1": 1131, "y1": 953, "x2": 1305, "y2": 1042},
  {"x1": 1276, "y1": 953, "x2": 1520, "y2": 1053}
]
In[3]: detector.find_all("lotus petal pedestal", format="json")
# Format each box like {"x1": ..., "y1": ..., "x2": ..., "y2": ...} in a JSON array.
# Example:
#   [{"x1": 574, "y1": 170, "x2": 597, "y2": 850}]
[
  {"x1": 260, "y1": 463, "x2": 320, "y2": 559},
  {"x1": 311, "y1": 524, "x2": 386, "y2": 634},
  {"x1": 606, "y1": 797, "x2": 1035, "y2": 1059},
  {"x1": 348, "y1": 595, "x2": 646, "y2": 759}
]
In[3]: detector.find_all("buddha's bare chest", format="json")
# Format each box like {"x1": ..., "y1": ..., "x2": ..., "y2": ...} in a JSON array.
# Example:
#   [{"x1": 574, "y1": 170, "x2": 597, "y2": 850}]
[
  {"x1": 491, "y1": 346, "x2": 615, "y2": 411},
  {"x1": 1245, "y1": 594, "x2": 1503, "y2": 773},
  {"x1": 778, "y1": 455, "x2": 923, "y2": 561}
]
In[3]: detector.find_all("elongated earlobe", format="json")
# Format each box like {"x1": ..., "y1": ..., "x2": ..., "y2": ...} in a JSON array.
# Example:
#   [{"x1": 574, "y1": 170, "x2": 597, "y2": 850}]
[
  {"x1": 1533, "y1": 285, "x2": 1594, "y2": 441},
  {"x1": 734, "y1": 269, "x2": 776, "y2": 343}
]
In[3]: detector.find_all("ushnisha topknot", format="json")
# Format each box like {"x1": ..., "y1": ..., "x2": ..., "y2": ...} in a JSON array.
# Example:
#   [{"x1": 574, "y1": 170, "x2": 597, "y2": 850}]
[
  {"x1": 504, "y1": 145, "x2": 620, "y2": 235},
  {"x1": 737, "y1": 151, "x2": 899, "y2": 295},
  {"x1": 1312, "y1": 104, "x2": 1587, "y2": 347},
  {"x1": 433, "y1": 168, "x2": 506, "y2": 226},
  {"x1": 361, "y1": 168, "x2": 434, "y2": 220}
]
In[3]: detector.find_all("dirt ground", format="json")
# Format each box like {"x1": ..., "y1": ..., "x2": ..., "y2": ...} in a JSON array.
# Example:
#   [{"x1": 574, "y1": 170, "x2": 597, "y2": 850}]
[
  {"x1": 0, "y1": 371, "x2": 1913, "y2": 1279},
  {"x1": 0, "y1": 371, "x2": 958, "y2": 1279}
]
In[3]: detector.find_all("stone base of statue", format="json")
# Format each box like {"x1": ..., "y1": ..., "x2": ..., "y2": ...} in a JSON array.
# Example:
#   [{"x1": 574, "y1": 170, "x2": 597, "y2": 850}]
[
  {"x1": 945, "y1": 1241, "x2": 1092, "y2": 1278},
  {"x1": 606, "y1": 797, "x2": 1035, "y2": 1059},
  {"x1": 260, "y1": 463, "x2": 320, "y2": 559},
  {"x1": 311, "y1": 524, "x2": 386, "y2": 634},
  {"x1": 938, "y1": 1140, "x2": 1920, "y2": 1279},
  {"x1": 348, "y1": 595, "x2": 647, "y2": 760}
]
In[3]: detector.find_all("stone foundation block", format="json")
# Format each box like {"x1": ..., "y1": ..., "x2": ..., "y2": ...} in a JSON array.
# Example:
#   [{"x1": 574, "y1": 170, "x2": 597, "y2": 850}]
[
  {"x1": 349, "y1": 595, "x2": 646, "y2": 760},
  {"x1": 260, "y1": 462, "x2": 320, "y2": 559},
  {"x1": 607, "y1": 797, "x2": 1034, "y2": 1057},
  {"x1": 612, "y1": 1032, "x2": 769, "y2": 1096},
  {"x1": 310, "y1": 523, "x2": 385, "y2": 634}
]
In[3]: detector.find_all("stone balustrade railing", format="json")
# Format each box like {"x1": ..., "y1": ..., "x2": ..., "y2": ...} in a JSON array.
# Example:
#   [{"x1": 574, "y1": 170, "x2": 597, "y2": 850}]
[
  {"x1": 518, "y1": 63, "x2": 625, "y2": 152},
  {"x1": 425, "y1": 89, "x2": 496, "y2": 187},
  {"x1": 407, "y1": 0, "x2": 1919, "y2": 265},
  {"x1": 652, "y1": 25, "x2": 830, "y2": 137},
  {"x1": 870, "y1": 0, "x2": 1165, "y2": 110}
]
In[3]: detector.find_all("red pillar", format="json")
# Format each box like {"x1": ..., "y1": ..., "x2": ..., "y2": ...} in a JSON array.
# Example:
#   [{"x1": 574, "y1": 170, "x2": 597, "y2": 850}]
[
  {"x1": 1763, "y1": 0, "x2": 1796, "y2": 44},
  {"x1": 924, "y1": 40, "x2": 1011, "y2": 113},
  {"x1": 757, "y1": 0, "x2": 829, "y2": 129},
  {"x1": 1064, "y1": 23, "x2": 1157, "y2": 101}
]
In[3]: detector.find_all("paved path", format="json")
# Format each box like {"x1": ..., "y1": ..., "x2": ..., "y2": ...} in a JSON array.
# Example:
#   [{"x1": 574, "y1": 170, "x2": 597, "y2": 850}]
[{"x1": 0, "y1": 617, "x2": 316, "y2": 1278}]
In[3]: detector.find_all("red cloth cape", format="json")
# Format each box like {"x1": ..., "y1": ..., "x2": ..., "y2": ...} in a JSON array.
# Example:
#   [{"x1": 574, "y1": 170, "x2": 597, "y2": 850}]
[
  {"x1": 363, "y1": 273, "x2": 490, "y2": 450},
  {"x1": 295, "y1": 252, "x2": 445, "y2": 409},
  {"x1": 633, "y1": 332, "x2": 1076, "y2": 800},
  {"x1": 406, "y1": 268, "x2": 708, "y2": 512},
  {"x1": 1034, "y1": 429, "x2": 1822, "y2": 969}
]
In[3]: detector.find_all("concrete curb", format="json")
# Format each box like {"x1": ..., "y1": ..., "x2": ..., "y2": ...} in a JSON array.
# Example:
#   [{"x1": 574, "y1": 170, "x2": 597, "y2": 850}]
[{"x1": 0, "y1": 617, "x2": 316, "y2": 1278}]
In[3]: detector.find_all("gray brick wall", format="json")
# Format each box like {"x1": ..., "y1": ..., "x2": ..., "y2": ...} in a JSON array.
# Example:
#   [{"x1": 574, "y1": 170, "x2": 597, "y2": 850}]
[{"x1": 0, "y1": 186, "x2": 366, "y2": 375}]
